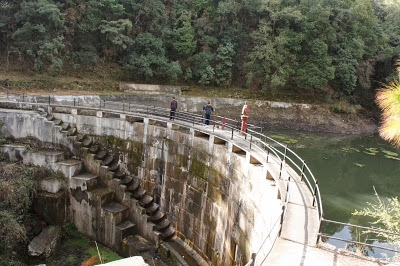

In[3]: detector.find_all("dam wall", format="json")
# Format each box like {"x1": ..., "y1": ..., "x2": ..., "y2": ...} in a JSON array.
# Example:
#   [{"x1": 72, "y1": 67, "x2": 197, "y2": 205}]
[{"x1": 0, "y1": 102, "x2": 288, "y2": 265}]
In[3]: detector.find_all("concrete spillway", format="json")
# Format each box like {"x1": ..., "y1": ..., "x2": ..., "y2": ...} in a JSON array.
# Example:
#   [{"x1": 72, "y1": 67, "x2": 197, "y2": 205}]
[{"x1": 0, "y1": 100, "x2": 318, "y2": 265}]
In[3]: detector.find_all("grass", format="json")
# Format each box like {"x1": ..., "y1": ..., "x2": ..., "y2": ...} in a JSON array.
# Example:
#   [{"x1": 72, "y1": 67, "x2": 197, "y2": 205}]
[
  {"x1": 0, "y1": 71, "x2": 328, "y2": 104},
  {"x1": 61, "y1": 223, "x2": 123, "y2": 264}
]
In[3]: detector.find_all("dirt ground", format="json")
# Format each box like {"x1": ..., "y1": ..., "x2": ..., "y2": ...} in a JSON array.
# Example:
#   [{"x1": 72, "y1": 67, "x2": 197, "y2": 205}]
[{"x1": 248, "y1": 105, "x2": 379, "y2": 135}]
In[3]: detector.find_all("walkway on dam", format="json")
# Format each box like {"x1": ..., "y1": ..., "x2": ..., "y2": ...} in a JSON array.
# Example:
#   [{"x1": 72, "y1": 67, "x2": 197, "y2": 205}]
[
  {"x1": 183, "y1": 123, "x2": 387, "y2": 266},
  {"x1": 0, "y1": 99, "x2": 388, "y2": 265}
]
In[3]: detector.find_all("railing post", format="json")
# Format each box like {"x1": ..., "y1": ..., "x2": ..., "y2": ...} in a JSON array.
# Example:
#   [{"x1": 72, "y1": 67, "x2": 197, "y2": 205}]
[
  {"x1": 250, "y1": 135, "x2": 252, "y2": 149},
  {"x1": 129, "y1": 103, "x2": 130, "y2": 112},
  {"x1": 231, "y1": 128, "x2": 234, "y2": 140},
  {"x1": 74, "y1": 98, "x2": 76, "y2": 107},
  {"x1": 316, "y1": 216, "x2": 324, "y2": 244},
  {"x1": 279, "y1": 145, "x2": 288, "y2": 179},
  {"x1": 312, "y1": 180, "x2": 318, "y2": 207},
  {"x1": 22, "y1": 93, "x2": 24, "y2": 102},
  {"x1": 301, "y1": 160, "x2": 305, "y2": 181},
  {"x1": 123, "y1": 103, "x2": 124, "y2": 112},
  {"x1": 48, "y1": 95, "x2": 51, "y2": 105},
  {"x1": 245, "y1": 128, "x2": 247, "y2": 139},
  {"x1": 266, "y1": 149, "x2": 269, "y2": 163},
  {"x1": 279, "y1": 206, "x2": 285, "y2": 236}
]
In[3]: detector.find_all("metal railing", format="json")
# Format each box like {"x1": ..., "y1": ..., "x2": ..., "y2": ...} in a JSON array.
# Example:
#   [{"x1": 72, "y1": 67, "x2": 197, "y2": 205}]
[
  {"x1": 3, "y1": 94, "x2": 400, "y2": 262},
  {"x1": 2, "y1": 95, "x2": 321, "y2": 258},
  {"x1": 319, "y1": 219, "x2": 400, "y2": 254},
  {"x1": 3, "y1": 95, "x2": 320, "y2": 213}
]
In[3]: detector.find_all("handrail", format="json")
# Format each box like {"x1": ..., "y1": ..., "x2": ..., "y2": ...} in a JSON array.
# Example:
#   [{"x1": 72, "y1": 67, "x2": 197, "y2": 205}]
[
  {"x1": 2, "y1": 95, "x2": 324, "y2": 251},
  {"x1": 319, "y1": 219, "x2": 400, "y2": 254}
]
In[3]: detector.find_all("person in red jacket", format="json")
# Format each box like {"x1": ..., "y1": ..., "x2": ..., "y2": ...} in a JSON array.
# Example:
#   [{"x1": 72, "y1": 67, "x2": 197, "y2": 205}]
[{"x1": 170, "y1": 96, "x2": 178, "y2": 120}]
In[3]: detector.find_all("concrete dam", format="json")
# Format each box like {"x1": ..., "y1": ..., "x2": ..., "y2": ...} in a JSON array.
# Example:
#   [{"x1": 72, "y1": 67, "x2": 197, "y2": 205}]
[{"x1": 0, "y1": 97, "x2": 319, "y2": 265}]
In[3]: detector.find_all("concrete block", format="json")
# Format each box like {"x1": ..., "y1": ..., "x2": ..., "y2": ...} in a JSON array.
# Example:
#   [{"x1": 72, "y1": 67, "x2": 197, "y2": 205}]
[
  {"x1": 70, "y1": 173, "x2": 98, "y2": 191},
  {"x1": 40, "y1": 178, "x2": 63, "y2": 194},
  {"x1": 53, "y1": 159, "x2": 83, "y2": 179},
  {"x1": 34, "y1": 191, "x2": 66, "y2": 225},
  {"x1": 23, "y1": 149, "x2": 65, "y2": 167},
  {"x1": 103, "y1": 202, "x2": 129, "y2": 247},
  {"x1": 0, "y1": 144, "x2": 26, "y2": 162}
]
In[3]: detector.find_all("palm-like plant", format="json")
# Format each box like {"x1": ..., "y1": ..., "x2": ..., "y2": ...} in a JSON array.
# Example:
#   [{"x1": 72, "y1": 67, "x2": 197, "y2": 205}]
[{"x1": 376, "y1": 60, "x2": 400, "y2": 147}]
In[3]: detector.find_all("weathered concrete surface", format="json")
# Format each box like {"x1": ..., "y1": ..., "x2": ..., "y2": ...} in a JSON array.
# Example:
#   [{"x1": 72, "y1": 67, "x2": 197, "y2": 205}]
[
  {"x1": 28, "y1": 225, "x2": 62, "y2": 258},
  {"x1": 119, "y1": 83, "x2": 182, "y2": 95},
  {"x1": 0, "y1": 144, "x2": 25, "y2": 161},
  {"x1": 263, "y1": 239, "x2": 386, "y2": 266},
  {"x1": 1, "y1": 93, "x2": 378, "y2": 134},
  {"x1": 40, "y1": 178, "x2": 63, "y2": 194},
  {"x1": 0, "y1": 103, "x2": 316, "y2": 265},
  {"x1": 33, "y1": 190, "x2": 67, "y2": 225}
]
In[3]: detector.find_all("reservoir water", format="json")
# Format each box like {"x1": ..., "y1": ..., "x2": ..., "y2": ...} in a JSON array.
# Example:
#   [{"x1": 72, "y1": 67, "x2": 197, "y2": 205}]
[{"x1": 265, "y1": 131, "x2": 400, "y2": 259}]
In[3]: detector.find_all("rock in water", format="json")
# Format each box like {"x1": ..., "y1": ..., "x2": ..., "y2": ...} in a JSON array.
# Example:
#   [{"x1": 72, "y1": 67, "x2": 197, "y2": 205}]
[{"x1": 28, "y1": 225, "x2": 62, "y2": 258}]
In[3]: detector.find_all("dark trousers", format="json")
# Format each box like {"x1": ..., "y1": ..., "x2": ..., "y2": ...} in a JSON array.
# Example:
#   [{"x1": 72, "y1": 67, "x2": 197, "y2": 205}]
[
  {"x1": 170, "y1": 109, "x2": 176, "y2": 120},
  {"x1": 204, "y1": 114, "x2": 211, "y2": 125}
]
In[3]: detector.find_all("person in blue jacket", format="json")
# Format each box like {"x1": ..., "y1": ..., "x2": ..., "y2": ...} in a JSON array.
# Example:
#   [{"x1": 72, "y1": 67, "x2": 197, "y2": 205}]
[{"x1": 203, "y1": 102, "x2": 214, "y2": 125}]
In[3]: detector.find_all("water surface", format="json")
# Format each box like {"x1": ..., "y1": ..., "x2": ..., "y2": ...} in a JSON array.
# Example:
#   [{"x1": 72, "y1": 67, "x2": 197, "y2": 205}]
[{"x1": 265, "y1": 131, "x2": 400, "y2": 259}]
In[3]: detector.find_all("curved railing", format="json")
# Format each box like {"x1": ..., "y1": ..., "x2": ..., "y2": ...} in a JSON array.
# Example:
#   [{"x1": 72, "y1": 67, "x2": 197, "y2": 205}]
[{"x1": 1, "y1": 95, "x2": 321, "y2": 249}]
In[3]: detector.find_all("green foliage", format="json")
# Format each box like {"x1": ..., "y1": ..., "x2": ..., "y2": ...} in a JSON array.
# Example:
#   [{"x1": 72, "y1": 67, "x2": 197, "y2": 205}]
[
  {"x1": 169, "y1": 13, "x2": 196, "y2": 58},
  {"x1": 0, "y1": 210, "x2": 27, "y2": 258},
  {"x1": 215, "y1": 42, "x2": 235, "y2": 87},
  {"x1": 99, "y1": 19, "x2": 133, "y2": 50},
  {"x1": 353, "y1": 189, "x2": 400, "y2": 260},
  {"x1": 0, "y1": 0, "x2": 399, "y2": 100},
  {"x1": 12, "y1": 0, "x2": 65, "y2": 72},
  {"x1": 122, "y1": 33, "x2": 182, "y2": 82},
  {"x1": 190, "y1": 52, "x2": 215, "y2": 85}
]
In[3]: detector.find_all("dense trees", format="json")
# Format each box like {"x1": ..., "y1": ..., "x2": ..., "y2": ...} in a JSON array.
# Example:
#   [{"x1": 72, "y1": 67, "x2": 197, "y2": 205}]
[{"x1": 0, "y1": 0, "x2": 399, "y2": 102}]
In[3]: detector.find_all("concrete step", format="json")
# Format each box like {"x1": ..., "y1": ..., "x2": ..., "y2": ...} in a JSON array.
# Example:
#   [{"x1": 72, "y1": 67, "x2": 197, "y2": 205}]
[
  {"x1": 127, "y1": 179, "x2": 140, "y2": 192},
  {"x1": 82, "y1": 136, "x2": 93, "y2": 147},
  {"x1": 68, "y1": 127, "x2": 77, "y2": 136},
  {"x1": 89, "y1": 144, "x2": 100, "y2": 154},
  {"x1": 151, "y1": 210, "x2": 166, "y2": 223},
  {"x1": 116, "y1": 220, "x2": 136, "y2": 241},
  {"x1": 76, "y1": 134, "x2": 86, "y2": 142},
  {"x1": 103, "y1": 202, "x2": 130, "y2": 248},
  {"x1": 70, "y1": 173, "x2": 98, "y2": 191},
  {"x1": 109, "y1": 162, "x2": 119, "y2": 172},
  {"x1": 133, "y1": 188, "x2": 146, "y2": 199},
  {"x1": 103, "y1": 155, "x2": 114, "y2": 166},
  {"x1": 120, "y1": 175, "x2": 132, "y2": 185},
  {"x1": 139, "y1": 194, "x2": 153, "y2": 207},
  {"x1": 103, "y1": 202, "x2": 129, "y2": 223},
  {"x1": 96, "y1": 150, "x2": 108, "y2": 160},
  {"x1": 54, "y1": 159, "x2": 83, "y2": 179},
  {"x1": 89, "y1": 187, "x2": 114, "y2": 206},
  {"x1": 115, "y1": 170, "x2": 125, "y2": 179},
  {"x1": 162, "y1": 226, "x2": 177, "y2": 241},
  {"x1": 145, "y1": 202, "x2": 159, "y2": 215},
  {"x1": 23, "y1": 149, "x2": 65, "y2": 166},
  {"x1": 61, "y1": 122, "x2": 70, "y2": 130},
  {"x1": 120, "y1": 235, "x2": 153, "y2": 258}
]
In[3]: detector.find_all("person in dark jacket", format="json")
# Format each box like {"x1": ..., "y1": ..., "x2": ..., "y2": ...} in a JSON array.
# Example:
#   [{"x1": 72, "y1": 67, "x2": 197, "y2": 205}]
[
  {"x1": 170, "y1": 96, "x2": 178, "y2": 120},
  {"x1": 202, "y1": 102, "x2": 214, "y2": 125}
]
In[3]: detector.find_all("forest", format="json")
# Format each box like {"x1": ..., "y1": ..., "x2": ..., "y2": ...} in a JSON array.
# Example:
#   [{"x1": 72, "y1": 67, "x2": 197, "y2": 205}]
[{"x1": 0, "y1": 0, "x2": 399, "y2": 105}]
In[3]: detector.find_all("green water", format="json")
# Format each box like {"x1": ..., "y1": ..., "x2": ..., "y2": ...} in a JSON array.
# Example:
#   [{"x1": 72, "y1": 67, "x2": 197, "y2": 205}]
[{"x1": 266, "y1": 131, "x2": 400, "y2": 258}]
